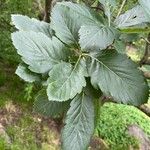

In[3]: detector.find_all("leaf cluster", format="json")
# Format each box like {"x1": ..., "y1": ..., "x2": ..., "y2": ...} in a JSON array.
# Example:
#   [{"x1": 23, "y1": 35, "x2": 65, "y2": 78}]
[{"x1": 11, "y1": 0, "x2": 150, "y2": 149}]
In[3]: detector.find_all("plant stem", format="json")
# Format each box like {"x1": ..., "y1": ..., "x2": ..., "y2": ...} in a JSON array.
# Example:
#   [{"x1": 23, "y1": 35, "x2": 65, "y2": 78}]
[
  {"x1": 94, "y1": 98, "x2": 101, "y2": 129},
  {"x1": 116, "y1": 0, "x2": 127, "y2": 18},
  {"x1": 142, "y1": 37, "x2": 150, "y2": 45},
  {"x1": 120, "y1": 28, "x2": 150, "y2": 33},
  {"x1": 71, "y1": 55, "x2": 82, "y2": 73}
]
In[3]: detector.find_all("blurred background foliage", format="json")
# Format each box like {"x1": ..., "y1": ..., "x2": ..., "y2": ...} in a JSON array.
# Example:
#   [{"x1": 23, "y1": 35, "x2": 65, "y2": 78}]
[{"x1": 0, "y1": 0, "x2": 38, "y2": 64}]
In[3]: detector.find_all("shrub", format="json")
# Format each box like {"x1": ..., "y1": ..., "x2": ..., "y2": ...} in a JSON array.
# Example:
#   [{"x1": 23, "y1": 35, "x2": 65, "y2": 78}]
[{"x1": 96, "y1": 103, "x2": 150, "y2": 149}]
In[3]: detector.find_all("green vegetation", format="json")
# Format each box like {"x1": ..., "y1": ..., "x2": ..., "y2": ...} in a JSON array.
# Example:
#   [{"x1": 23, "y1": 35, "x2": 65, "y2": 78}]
[
  {"x1": 0, "y1": 70, "x2": 6, "y2": 87},
  {"x1": 0, "y1": 62, "x2": 60, "y2": 150},
  {"x1": 11, "y1": 0, "x2": 150, "y2": 149},
  {"x1": 0, "y1": 63, "x2": 30, "y2": 105},
  {"x1": 0, "y1": 0, "x2": 37, "y2": 63},
  {"x1": 0, "y1": 0, "x2": 150, "y2": 150},
  {"x1": 0, "y1": 104, "x2": 60, "y2": 150},
  {"x1": 96, "y1": 103, "x2": 150, "y2": 149}
]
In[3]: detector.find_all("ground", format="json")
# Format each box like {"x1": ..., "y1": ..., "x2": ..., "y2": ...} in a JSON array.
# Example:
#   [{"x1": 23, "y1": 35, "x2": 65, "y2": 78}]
[{"x1": 0, "y1": 62, "x2": 60, "y2": 150}]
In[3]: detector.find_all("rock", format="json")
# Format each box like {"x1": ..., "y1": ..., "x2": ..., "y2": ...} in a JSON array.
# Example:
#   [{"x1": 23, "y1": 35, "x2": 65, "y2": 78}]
[
  {"x1": 128, "y1": 124, "x2": 150, "y2": 150},
  {"x1": 89, "y1": 136, "x2": 109, "y2": 150},
  {"x1": 139, "y1": 105, "x2": 150, "y2": 117}
]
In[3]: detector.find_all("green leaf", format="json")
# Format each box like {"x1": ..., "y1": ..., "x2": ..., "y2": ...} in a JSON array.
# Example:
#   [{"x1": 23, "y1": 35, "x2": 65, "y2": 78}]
[
  {"x1": 51, "y1": 2, "x2": 104, "y2": 47},
  {"x1": 47, "y1": 58, "x2": 88, "y2": 101},
  {"x1": 120, "y1": 33, "x2": 140, "y2": 42},
  {"x1": 16, "y1": 64, "x2": 40, "y2": 83},
  {"x1": 51, "y1": 4, "x2": 80, "y2": 47},
  {"x1": 79, "y1": 25, "x2": 118, "y2": 51},
  {"x1": 139, "y1": 0, "x2": 150, "y2": 19},
  {"x1": 62, "y1": 92, "x2": 94, "y2": 150},
  {"x1": 120, "y1": 27, "x2": 150, "y2": 33},
  {"x1": 11, "y1": 31, "x2": 68, "y2": 74},
  {"x1": 11, "y1": 15, "x2": 53, "y2": 38},
  {"x1": 99, "y1": 0, "x2": 116, "y2": 24},
  {"x1": 100, "y1": 0, "x2": 116, "y2": 7},
  {"x1": 59, "y1": 2, "x2": 104, "y2": 24},
  {"x1": 87, "y1": 50, "x2": 149, "y2": 106},
  {"x1": 114, "y1": 5, "x2": 149, "y2": 28},
  {"x1": 34, "y1": 90, "x2": 69, "y2": 117},
  {"x1": 114, "y1": 40, "x2": 126, "y2": 54}
]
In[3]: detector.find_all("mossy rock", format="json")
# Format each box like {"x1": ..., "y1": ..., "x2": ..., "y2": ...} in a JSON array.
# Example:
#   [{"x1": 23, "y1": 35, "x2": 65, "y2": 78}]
[{"x1": 95, "y1": 103, "x2": 150, "y2": 150}]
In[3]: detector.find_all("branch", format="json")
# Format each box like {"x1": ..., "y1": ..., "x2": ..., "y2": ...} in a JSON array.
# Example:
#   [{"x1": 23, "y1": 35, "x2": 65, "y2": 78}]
[
  {"x1": 142, "y1": 37, "x2": 150, "y2": 45},
  {"x1": 140, "y1": 33, "x2": 150, "y2": 66},
  {"x1": 116, "y1": 0, "x2": 127, "y2": 18},
  {"x1": 43, "y1": 0, "x2": 53, "y2": 23}
]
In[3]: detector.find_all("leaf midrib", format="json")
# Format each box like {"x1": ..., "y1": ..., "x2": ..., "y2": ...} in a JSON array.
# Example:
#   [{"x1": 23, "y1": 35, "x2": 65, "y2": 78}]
[
  {"x1": 48, "y1": 57, "x2": 83, "y2": 98},
  {"x1": 66, "y1": 93, "x2": 88, "y2": 145},
  {"x1": 88, "y1": 54, "x2": 140, "y2": 94}
]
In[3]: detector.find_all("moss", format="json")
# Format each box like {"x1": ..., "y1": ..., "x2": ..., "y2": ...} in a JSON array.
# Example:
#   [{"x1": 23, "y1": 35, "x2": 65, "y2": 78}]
[{"x1": 96, "y1": 103, "x2": 150, "y2": 150}]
